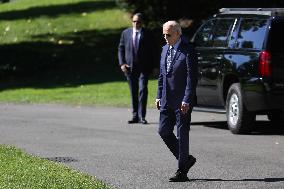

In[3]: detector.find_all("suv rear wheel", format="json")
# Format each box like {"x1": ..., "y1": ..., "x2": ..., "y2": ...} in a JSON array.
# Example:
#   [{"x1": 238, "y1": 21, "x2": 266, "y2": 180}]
[{"x1": 226, "y1": 83, "x2": 255, "y2": 134}]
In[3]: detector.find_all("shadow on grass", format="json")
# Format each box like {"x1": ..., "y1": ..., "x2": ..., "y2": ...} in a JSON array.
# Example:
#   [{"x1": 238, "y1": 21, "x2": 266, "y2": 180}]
[
  {"x1": 0, "y1": 0, "x2": 116, "y2": 20},
  {"x1": 191, "y1": 120, "x2": 284, "y2": 135},
  {"x1": 0, "y1": 27, "x2": 127, "y2": 90},
  {"x1": 0, "y1": 0, "x2": 133, "y2": 90}
]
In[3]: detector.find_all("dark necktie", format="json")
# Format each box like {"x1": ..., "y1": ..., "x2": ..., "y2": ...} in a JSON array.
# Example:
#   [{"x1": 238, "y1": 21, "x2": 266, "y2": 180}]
[
  {"x1": 166, "y1": 46, "x2": 173, "y2": 73},
  {"x1": 133, "y1": 31, "x2": 139, "y2": 54}
]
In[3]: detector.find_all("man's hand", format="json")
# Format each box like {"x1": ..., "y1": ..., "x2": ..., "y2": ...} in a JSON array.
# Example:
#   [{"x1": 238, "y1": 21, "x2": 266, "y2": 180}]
[
  {"x1": 120, "y1": 64, "x2": 130, "y2": 73},
  {"x1": 156, "y1": 99, "x2": 161, "y2": 110},
  {"x1": 180, "y1": 103, "x2": 189, "y2": 114}
]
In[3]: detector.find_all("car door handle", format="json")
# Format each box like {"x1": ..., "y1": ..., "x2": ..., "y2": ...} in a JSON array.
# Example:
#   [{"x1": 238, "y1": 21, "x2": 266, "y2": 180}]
[
  {"x1": 215, "y1": 56, "x2": 222, "y2": 60},
  {"x1": 198, "y1": 57, "x2": 203, "y2": 60}
]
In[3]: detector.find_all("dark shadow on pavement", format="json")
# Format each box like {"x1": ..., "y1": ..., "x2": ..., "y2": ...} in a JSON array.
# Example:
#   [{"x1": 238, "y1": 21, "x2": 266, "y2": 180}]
[
  {"x1": 191, "y1": 121, "x2": 227, "y2": 130},
  {"x1": 189, "y1": 177, "x2": 284, "y2": 182},
  {"x1": 191, "y1": 121, "x2": 284, "y2": 135}
]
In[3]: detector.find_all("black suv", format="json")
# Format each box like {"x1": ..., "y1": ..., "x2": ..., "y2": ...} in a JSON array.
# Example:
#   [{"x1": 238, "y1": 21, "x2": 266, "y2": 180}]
[{"x1": 191, "y1": 8, "x2": 284, "y2": 134}]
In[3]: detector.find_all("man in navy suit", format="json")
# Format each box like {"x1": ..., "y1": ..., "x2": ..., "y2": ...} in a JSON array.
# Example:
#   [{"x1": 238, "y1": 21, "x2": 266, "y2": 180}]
[
  {"x1": 156, "y1": 21, "x2": 198, "y2": 182},
  {"x1": 118, "y1": 13, "x2": 158, "y2": 124}
]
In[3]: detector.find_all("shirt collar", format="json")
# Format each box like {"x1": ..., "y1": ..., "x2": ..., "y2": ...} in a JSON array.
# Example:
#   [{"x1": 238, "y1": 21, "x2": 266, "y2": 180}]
[
  {"x1": 171, "y1": 38, "x2": 181, "y2": 51},
  {"x1": 133, "y1": 28, "x2": 142, "y2": 33}
]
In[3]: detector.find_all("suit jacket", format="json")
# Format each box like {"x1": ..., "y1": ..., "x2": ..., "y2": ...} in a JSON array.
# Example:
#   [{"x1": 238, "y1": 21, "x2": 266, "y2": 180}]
[
  {"x1": 118, "y1": 28, "x2": 158, "y2": 74},
  {"x1": 157, "y1": 38, "x2": 198, "y2": 110}
]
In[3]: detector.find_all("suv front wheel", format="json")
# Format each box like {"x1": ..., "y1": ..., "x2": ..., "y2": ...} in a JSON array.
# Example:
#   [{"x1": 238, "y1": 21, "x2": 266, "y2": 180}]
[{"x1": 226, "y1": 83, "x2": 255, "y2": 134}]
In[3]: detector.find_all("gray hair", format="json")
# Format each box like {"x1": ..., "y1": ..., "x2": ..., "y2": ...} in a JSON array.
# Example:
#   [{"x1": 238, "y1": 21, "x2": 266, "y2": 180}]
[{"x1": 163, "y1": 20, "x2": 182, "y2": 35}]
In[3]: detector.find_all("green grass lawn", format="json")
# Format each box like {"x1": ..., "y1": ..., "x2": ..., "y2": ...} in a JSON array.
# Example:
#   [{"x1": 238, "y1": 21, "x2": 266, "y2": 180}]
[
  {"x1": 0, "y1": 145, "x2": 112, "y2": 189},
  {"x1": 0, "y1": 80, "x2": 158, "y2": 107},
  {"x1": 0, "y1": 0, "x2": 129, "y2": 43},
  {"x1": 0, "y1": 0, "x2": 160, "y2": 107},
  {"x1": 0, "y1": 0, "x2": 159, "y2": 188}
]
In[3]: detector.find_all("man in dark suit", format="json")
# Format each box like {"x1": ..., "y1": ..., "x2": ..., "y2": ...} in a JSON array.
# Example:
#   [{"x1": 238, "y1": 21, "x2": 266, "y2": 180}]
[
  {"x1": 118, "y1": 13, "x2": 157, "y2": 124},
  {"x1": 156, "y1": 21, "x2": 198, "y2": 182}
]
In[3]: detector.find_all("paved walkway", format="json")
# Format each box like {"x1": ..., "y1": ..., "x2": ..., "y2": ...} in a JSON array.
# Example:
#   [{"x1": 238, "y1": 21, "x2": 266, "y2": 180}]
[{"x1": 0, "y1": 103, "x2": 283, "y2": 189}]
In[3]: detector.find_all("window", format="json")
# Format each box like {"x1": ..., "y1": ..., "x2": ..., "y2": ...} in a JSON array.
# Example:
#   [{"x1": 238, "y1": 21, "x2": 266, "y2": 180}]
[
  {"x1": 212, "y1": 19, "x2": 235, "y2": 47},
  {"x1": 194, "y1": 19, "x2": 216, "y2": 47},
  {"x1": 269, "y1": 19, "x2": 284, "y2": 52},
  {"x1": 236, "y1": 18, "x2": 268, "y2": 49}
]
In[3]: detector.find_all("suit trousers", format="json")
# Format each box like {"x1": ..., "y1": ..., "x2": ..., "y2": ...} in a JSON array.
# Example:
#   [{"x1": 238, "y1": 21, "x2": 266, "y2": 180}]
[
  {"x1": 158, "y1": 107, "x2": 192, "y2": 173},
  {"x1": 126, "y1": 69, "x2": 148, "y2": 119}
]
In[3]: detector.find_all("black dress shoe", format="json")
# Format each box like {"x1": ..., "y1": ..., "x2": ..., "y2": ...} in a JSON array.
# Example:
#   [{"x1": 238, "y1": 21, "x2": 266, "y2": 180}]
[
  {"x1": 128, "y1": 118, "x2": 139, "y2": 124},
  {"x1": 185, "y1": 155, "x2": 196, "y2": 173},
  {"x1": 140, "y1": 118, "x2": 148, "y2": 124},
  {"x1": 169, "y1": 170, "x2": 189, "y2": 182}
]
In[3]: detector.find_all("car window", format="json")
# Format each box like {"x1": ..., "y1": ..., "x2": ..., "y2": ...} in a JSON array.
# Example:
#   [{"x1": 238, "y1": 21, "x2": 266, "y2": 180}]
[
  {"x1": 212, "y1": 19, "x2": 235, "y2": 47},
  {"x1": 193, "y1": 19, "x2": 216, "y2": 47},
  {"x1": 269, "y1": 19, "x2": 284, "y2": 52},
  {"x1": 236, "y1": 18, "x2": 268, "y2": 49}
]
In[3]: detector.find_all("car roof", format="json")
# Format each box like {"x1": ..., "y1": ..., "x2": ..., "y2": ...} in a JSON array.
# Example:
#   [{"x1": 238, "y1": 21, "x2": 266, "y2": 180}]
[{"x1": 218, "y1": 8, "x2": 284, "y2": 17}]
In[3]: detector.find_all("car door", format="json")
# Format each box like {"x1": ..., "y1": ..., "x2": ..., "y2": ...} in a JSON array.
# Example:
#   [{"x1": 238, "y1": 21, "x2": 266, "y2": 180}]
[
  {"x1": 192, "y1": 19, "x2": 216, "y2": 105},
  {"x1": 193, "y1": 18, "x2": 236, "y2": 106}
]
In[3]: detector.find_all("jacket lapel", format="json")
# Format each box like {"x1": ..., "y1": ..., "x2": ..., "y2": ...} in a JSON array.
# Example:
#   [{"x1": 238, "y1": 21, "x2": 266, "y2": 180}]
[
  {"x1": 162, "y1": 45, "x2": 168, "y2": 73},
  {"x1": 129, "y1": 29, "x2": 133, "y2": 54},
  {"x1": 166, "y1": 43, "x2": 182, "y2": 74},
  {"x1": 170, "y1": 43, "x2": 182, "y2": 68},
  {"x1": 139, "y1": 28, "x2": 144, "y2": 42}
]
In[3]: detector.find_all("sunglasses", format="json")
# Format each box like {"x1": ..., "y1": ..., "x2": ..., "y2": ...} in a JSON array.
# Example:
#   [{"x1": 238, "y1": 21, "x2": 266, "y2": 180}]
[
  {"x1": 132, "y1": 20, "x2": 141, "y2": 23},
  {"x1": 163, "y1": 34, "x2": 171, "y2": 38}
]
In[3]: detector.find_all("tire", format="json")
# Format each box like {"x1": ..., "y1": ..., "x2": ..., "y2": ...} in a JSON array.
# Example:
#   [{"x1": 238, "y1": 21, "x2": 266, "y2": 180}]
[{"x1": 226, "y1": 83, "x2": 255, "y2": 134}]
